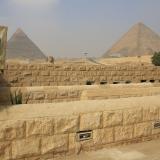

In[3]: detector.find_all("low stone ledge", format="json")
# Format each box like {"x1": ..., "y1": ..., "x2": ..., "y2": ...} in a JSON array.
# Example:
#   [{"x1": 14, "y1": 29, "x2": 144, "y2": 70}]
[
  {"x1": 0, "y1": 120, "x2": 25, "y2": 141},
  {"x1": 1, "y1": 95, "x2": 160, "y2": 121},
  {"x1": 26, "y1": 118, "x2": 54, "y2": 137},
  {"x1": 123, "y1": 109, "x2": 143, "y2": 125},
  {"x1": 12, "y1": 137, "x2": 40, "y2": 159},
  {"x1": 103, "y1": 110, "x2": 123, "y2": 127},
  {"x1": 80, "y1": 112, "x2": 102, "y2": 131},
  {"x1": 115, "y1": 125, "x2": 134, "y2": 141},
  {"x1": 0, "y1": 95, "x2": 160, "y2": 159},
  {"x1": 41, "y1": 134, "x2": 68, "y2": 154},
  {"x1": 54, "y1": 115, "x2": 79, "y2": 134}
]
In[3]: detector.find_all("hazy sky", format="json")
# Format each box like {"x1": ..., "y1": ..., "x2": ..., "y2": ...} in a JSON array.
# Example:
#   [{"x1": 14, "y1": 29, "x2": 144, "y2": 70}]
[{"x1": 0, "y1": 0, "x2": 160, "y2": 58}]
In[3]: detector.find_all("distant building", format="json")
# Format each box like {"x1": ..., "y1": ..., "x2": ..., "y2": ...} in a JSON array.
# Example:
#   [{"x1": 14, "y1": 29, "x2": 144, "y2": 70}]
[
  {"x1": 6, "y1": 28, "x2": 46, "y2": 60},
  {"x1": 103, "y1": 22, "x2": 160, "y2": 58}
]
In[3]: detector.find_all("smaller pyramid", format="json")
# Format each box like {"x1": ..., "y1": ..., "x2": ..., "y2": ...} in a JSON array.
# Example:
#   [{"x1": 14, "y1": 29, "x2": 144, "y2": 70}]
[
  {"x1": 103, "y1": 23, "x2": 160, "y2": 57},
  {"x1": 6, "y1": 28, "x2": 47, "y2": 60}
]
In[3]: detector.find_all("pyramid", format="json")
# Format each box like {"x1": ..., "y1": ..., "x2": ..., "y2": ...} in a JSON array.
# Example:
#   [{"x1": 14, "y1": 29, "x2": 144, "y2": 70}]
[
  {"x1": 103, "y1": 23, "x2": 160, "y2": 57},
  {"x1": 6, "y1": 28, "x2": 47, "y2": 60}
]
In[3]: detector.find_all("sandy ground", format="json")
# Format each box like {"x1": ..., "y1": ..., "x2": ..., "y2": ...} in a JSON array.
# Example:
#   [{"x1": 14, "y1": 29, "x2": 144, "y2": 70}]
[
  {"x1": 98, "y1": 55, "x2": 152, "y2": 65},
  {"x1": 66, "y1": 139, "x2": 160, "y2": 160},
  {"x1": 6, "y1": 55, "x2": 152, "y2": 66}
]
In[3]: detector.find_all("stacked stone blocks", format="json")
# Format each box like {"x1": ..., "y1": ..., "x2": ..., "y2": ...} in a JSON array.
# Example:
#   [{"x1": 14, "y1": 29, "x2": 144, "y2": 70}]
[
  {"x1": 0, "y1": 105, "x2": 160, "y2": 159},
  {"x1": 3, "y1": 63, "x2": 160, "y2": 87},
  {"x1": 1, "y1": 84, "x2": 160, "y2": 105}
]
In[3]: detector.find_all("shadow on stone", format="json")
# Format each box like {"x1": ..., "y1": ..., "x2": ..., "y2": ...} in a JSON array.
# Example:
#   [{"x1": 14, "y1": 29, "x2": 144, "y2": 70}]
[{"x1": 0, "y1": 72, "x2": 12, "y2": 107}]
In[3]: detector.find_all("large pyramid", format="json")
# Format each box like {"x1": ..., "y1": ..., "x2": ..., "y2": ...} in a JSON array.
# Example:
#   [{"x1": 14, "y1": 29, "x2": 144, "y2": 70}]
[
  {"x1": 103, "y1": 23, "x2": 160, "y2": 57},
  {"x1": 6, "y1": 28, "x2": 47, "y2": 60}
]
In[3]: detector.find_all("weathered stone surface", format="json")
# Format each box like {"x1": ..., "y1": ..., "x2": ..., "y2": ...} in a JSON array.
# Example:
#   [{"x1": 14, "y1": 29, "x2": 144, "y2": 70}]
[
  {"x1": 26, "y1": 118, "x2": 54, "y2": 137},
  {"x1": 123, "y1": 109, "x2": 142, "y2": 125},
  {"x1": 24, "y1": 153, "x2": 54, "y2": 160},
  {"x1": 68, "y1": 132, "x2": 95, "y2": 154},
  {"x1": 103, "y1": 110, "x2": 123, "y2": 127},
  {"x1": 68, "y1": 133, "x2": 77, "y2": 154},
  {"x1": 93, "y1": 128, "x2": 114, "y2": 145},
  {"x1": 33, "y1": 92, "x2": 45, "y2": 100},
  {"x1": 115, "y1": 125, "x2": 134, "y2": 141},
  {"x1": 0, "y1": 142, "x2": 11, "y2": 160},
  {"x1": 0, "y1": 120, "x2": 25, "y2": 141},
  {"x1": 54, "y1": 116, "x2": 79, "y2": 134},
  {"x1": 134, "y1": 122, "x2": 152, "y2": 138},
  {"x1": 41, "y1": 135, "x2": 68, "y2": 154},
  {"x1": 12, "y1": 137, "x2": 40, "y2": 159},
  {"x1": 80, "y1": 112, "x2": 102, "y2": 131},
  {"x1": 143, "y1": 107, "x2": 159, "y2": 121},
  {"x1": 68, "y1": 133, "x2": 91, "y2": 154},
  {"x1": 53, "y1": 153, "x2": 67, "y2": 160},
  {"x1": 152, "y1": 121, "x2": 160, "y2": 135}
]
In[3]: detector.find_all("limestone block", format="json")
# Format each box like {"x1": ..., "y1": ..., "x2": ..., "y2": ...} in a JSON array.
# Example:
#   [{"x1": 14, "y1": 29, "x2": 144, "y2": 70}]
[
  {"x1": 62, "y1": 77, "x2": 70, "y2": 82},
  {"x1": 63, "y1": 66, "x2": 72, "y2": 71},
  {"x1": 40, "y1": 71, "x2": 50, "y2": 76},
  {"x1": 93, "y1": 128, "x2": 114, "y2": 145},
  {"x1": 115, "y1": 125, "x2": 134, "y2": 141},
  {"x1": 0, "y1": 142, "x2": 11, "y2": 160},
  {"x1": 41, "y1": 134, "x2": 68, "y2": 154},
  {"x1": 54, "y1": 115, "x2": 79, "y2": 134},
  {"x1": 0, "y1": 120, "x2": 25, "y2": 141},
  {"x1": 8, "y1": 76, "x2": 18, "y2": 83},
  {"x1": 32, "y1": 71, "x2": 39, "y2": 76},
  {"x1": 80, "y1": 112, "x2": 102, "y2": 131},
  {"x1": 152, "y1": 127, "x2": 160, "y2": 136},
  {"x1": 68, "y1": 133, "x2": 77, "y2": 154},
  {"x1": 143, "y1": 107, "x2": 159, "y2": 121},
  {"x1": 134, "y1": 122, "x2": 152, "y2": 138},
  {"x1": 26, "y1": 118, "x2": 54, "y2": 137},
  {"x1": 28, "y1": 64, "x2": 38, "y2": 70},
  {"x1": 103, "y1": 110, "x2": 123, "y2": 127},
  {"x1": 23, "y1": 71, "x2": 32, "y2": 76},
  {"x1": 25, "y1": 153, "x2": 54, "y2": 160},
  {"x1": 12, "y1": 137, "x2": 40, "y2": 159},
  {"x1": 68, "y1": 133, "x2": 94, "y2": 153},
  {"x1": 57, "y1": 91, "x2": 68, "y2": 98},
  {"x1": 46, "y1": 92, "x2": 57, "y2": 99},
  {"x1": 123, "y1": 109, "x2": 142, "y2": 125},
  {"x1": 57, "y1": 71, "x2": 66, "y2": 76},
  {"x1": 79, "y1": 66, "x2": 86, "y2": 71},
  {"x1": 68, "y1": 90, "x2": 79, "y2": 98},
  {"x1": 33, "y1": 92, "x2": 45, "y2": 100},
  {"x1": 53, "y1": 153, "x2": 67, "y2": 160},
  {"x1": 50, "y1": 71, "x2": 57, "y2": 76}
]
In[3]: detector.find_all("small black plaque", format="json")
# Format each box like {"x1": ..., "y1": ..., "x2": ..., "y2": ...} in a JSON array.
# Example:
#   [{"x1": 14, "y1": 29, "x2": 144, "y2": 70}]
[
  {"x1": 154, "y1": 121, "x2": 160, "y2": 129},
  {"x1": 77, "y1": 130, "x2": 93, "y2": 141}
]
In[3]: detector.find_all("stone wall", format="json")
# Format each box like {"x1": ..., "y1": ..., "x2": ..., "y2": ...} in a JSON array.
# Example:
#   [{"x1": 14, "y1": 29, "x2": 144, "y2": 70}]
[
  {"x1": 0, "y1": 26, "x2": 7, "y2": 71},
  {"x1": 3, "y1": 62, "x2": 160, "y2": 87},
  {"x1": 1, "y1": 84, "x2": 160, "y2": 105},
  {"x1": 0, "y1": 95, "x2": 160, "y2": 159}
]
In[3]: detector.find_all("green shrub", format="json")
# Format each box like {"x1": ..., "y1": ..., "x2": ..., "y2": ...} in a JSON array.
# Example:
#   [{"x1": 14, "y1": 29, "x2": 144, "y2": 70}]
[
  {"x1": 10, "y1": 91, "x2": 22, "y2": 105},
  {"x1": 152, "y1": 52, "x2": 160, "y2": 66}
]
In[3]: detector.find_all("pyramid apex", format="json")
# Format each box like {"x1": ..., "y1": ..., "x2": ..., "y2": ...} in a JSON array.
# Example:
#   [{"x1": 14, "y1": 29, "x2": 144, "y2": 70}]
[
  {"x1": 134, "y1": 22, "x2": 147, "y2": 28},
  {"x1": 16, "y1": 28, "x2": 23, "y2": 31},
  {"x1": 137, "y1": 22, "x2": 145, "y2": 25},
  {"x1": 15, "y1": 28, "x2": 25, "y2": 35}
]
